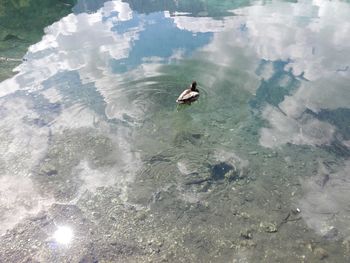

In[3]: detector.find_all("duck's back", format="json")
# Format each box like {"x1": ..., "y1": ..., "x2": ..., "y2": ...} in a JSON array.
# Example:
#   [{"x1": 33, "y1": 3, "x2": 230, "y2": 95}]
[{"x1": 176, "y1": 89, "x2": 199, "y2": 103}]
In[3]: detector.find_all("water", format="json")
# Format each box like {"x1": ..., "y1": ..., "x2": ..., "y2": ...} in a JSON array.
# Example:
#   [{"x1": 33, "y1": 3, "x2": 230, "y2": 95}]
[{"x1": 1, "y1": 0, "x2": 350, "y2": 262}]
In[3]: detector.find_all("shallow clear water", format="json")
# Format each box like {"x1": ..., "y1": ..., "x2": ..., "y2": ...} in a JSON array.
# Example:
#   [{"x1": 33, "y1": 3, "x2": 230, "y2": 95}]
[{"x1": 1, "y1": 0, "x2": 350, "y2": 262}]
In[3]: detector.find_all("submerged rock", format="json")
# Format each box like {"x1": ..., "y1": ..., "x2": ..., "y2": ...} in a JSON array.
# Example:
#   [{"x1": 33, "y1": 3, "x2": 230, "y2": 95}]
[
  {"x1": 322, "y1": 227, "x2": 339, "y2": 240},
  {"x1": 240, "y1": 229, "x2": 253, "y2": 240},
  {"x1": 184, "y1": 177, "x2": 210, "y2": 186},
  {"x1": 39, "y1": 163, "x2": 58, "y2": 176},
  {"x1": 314, "y1": 247, "x2": 328, "y2": 260},
  {"x1": 210, "y1": 162, "x2": 235, "y2": 181},
  {"x1": 173, "y1": 131, "x2": 202, "y2": 146},
  {"x1": 184, "y1": 161, "x2": 241, "y2": 188},
  {"x1": 260, "y1": 222, "x2": 278, "y2": 233},
  {"x1": 239, "y1": 240, "x2": 257, "y2": 248}
]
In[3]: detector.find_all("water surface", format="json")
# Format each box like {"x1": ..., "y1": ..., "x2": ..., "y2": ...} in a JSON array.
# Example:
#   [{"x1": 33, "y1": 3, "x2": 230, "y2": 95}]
[{"x1": 1, "y1": 0, "x2": 350, "y2": 262}]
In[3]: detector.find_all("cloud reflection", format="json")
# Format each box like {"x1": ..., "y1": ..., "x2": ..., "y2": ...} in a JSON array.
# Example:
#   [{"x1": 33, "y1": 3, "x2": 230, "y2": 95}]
[
  {"x1": 299, "y1": 160, "x2": 350, "y2": 239},
  {"x1": 0, "y1": 0, "x2": 138, "y2": 234},
  {"x1": 259, "y1": 104, "x2": 335, "y2": 148},
  {"x1": 0, "y1": 0, "x2": 350, "y2": 245},
  {"x1": 0, "y1": 0, "x2": 213, "y2": 234},
  {"x1": 166, "y1": 11, "x2": 226, "y2": 33},
  {"x1": 234, "y1": 1, "x2": 350, "y2": 148},
  {"x1": 0, "y1": 96, "x2": 54, "y2": 234},
  {"x1": 169, "y1": 0, "x2": 350, "y2": 148},
  {"x1": 167, "y1": 0, "x2": 350, "y2": 240}
]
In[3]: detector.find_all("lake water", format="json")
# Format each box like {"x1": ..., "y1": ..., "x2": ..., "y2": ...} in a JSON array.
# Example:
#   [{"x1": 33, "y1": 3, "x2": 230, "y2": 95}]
[{"x1": 1, "y1": 0, "x2": 350, "y2": 262}]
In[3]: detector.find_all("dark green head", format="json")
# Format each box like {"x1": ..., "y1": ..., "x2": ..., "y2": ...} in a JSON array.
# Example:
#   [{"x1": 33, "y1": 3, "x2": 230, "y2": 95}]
[{"x1": 190, "y1": 81, "x2": 198, "y2": 91}]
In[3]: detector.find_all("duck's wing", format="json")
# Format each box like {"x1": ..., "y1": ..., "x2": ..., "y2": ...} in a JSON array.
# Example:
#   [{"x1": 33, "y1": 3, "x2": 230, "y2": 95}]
[
  {"x1": 176, "y1": 89, "x2": 191, "y2": 102},
  {"x1": 181, "y1": 91, "x2": 199, "y2": 101}
]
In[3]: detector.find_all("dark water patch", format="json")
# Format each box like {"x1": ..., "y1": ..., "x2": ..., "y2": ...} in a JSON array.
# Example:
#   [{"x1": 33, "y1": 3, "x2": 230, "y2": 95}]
[
  {"x1": 316, "y1": 108, "x2": 350, "y2": 140},
  {"x1": 321, "y1": 139, "x2": 350, "y2": 158},
  {"x1": 250, "y1": 59, "x2": 300, "y2": 110},
  {"x1": 3, "y1": 34, "x2": 24, "y2": 42},
  {"x1": 73, "y1": 0, "x2": 107, "y2": 13},
  {"x1": 123, "y1": 0, "x2": 258, "y2": 17},
  {"x1": 0, "y1": 0, "x2": 76, "y2": 81},
  {"x1": 210, "y1": 162, "x2": 234, "y2": 181},
  {"x1": 0, "y1": 0, "x2": 76, "y2": 43},
  {"x1": 184, "y1": 161, "x2": 239, "y2": 187}
]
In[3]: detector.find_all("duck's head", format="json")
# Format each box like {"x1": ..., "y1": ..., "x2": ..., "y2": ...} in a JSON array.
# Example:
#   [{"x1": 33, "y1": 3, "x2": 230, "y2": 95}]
[{"x1": 190, "y1": 81, "x2": 197, "y2": 91}]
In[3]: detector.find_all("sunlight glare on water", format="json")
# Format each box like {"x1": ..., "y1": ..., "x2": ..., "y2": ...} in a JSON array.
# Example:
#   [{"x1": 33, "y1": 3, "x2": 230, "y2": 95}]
[{"x1": 53, "y1": 226, "x2": 74, "y2": 245}]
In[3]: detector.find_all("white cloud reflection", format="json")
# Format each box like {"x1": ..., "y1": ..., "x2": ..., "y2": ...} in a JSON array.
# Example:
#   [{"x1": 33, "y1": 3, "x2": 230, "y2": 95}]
[
  {"x1": 167, "y1": 12, "x2": 226, "y2": 33},
  {"x1": 259, "y1": 105, "x2": 335, "y2": 148},
  {"x1": 2, "y1": 0, "x2": 137, "y2": 98},
  {"x1": 0, "y1": 97, "x2": 53, "y2": 235},
  {"x1": 299, "y1": 160, "x2": 350, "y2": 239},
  {"x1": 172, "y1": 0, "x2": 350, "y2": 149},
  {"x1": 0, "y1": 0, "x2": 141, "y2": 234},
  {"x1": 0, "y1": 0, "x2": 195, "y2": 234},
  {"x1": 0, "y1": 0, "x2": 349, "y2": 242},
  {"x1": 168, "y1": 0, "x2": 350, "y2": 240},
  {"x1": 0, "y1": 175, "x2": 55, "y2": 235}
]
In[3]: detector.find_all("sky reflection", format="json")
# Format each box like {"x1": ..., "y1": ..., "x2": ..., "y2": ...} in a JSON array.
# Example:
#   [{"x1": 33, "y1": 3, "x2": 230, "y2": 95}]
[
  {"x1": 300, "y1": 160, "x2": 350, "y2": 240},
  {"x1": 0, "y1": 0, "x2": 350, "y2": 256},
  {"x1": 166, "y1": 0, "x2": 350, "y2": 152},
  {"x1": 0, "y1": 0, "x2": 216, "y2": 235}
]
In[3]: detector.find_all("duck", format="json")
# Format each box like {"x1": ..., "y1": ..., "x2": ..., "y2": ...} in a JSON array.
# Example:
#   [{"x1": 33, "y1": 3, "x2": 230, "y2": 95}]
[{"x1": 176, "y1": 81, "x2": 199, "y2": 104}]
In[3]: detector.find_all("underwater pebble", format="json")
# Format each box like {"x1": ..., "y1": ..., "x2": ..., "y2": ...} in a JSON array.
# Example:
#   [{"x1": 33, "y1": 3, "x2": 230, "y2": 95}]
[
  {"x1": 306, "y1": 243, "x2": 313, "y2": 252},
  {"x1": 240, "y1": 229, "x2": 253, "y2": 239},
  {"x1": 136, "y1": 212, "x2": 147, "y2": 221},
  {"x1": 323, "y1": 227, "x2": 339, "y2": 240},
  {"x1": 225, "y1": 170, "x2": 239, "y2": 181},
  {"x1": 40, "y1": 163, "x2": 58, "y2": 176},
  {"x1": 292, "y1": 208, "x2": 301, "y2": 214},
  {"x1": 92, "y1": 212, "x2": 100, "y2": 218},
  {"x1": 342, "y1": 240, "x2": 350, "y2": 254},
  {"x1": 239, "y1": 212, "x2": 250, "y2": 219},
  {"x1": 239, "y1": 240, "x2": 256, "y2": 248},
  {"x1": 260, "y1": 222, "x2": 278, "y2": 233},
  {"x1": 314, "y1": 247, "x2": 328, "y2": 260}
]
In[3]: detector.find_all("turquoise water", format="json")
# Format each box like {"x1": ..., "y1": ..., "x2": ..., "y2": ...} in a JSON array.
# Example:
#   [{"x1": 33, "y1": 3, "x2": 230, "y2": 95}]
[{"x1": 1, "y1": 0, "x2": 350, "y2": 262}]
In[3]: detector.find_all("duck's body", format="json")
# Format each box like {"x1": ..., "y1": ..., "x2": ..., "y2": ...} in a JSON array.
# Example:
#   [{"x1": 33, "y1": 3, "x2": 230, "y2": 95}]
[{"x1": 176, "y1": 81, "x2": 199, "y2": 104}]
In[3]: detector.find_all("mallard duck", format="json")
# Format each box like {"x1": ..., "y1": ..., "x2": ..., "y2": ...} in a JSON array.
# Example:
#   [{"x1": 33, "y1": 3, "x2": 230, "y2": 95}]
[{"x1": 176, "y1": 81, "x2": 199, "y2": 104}]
